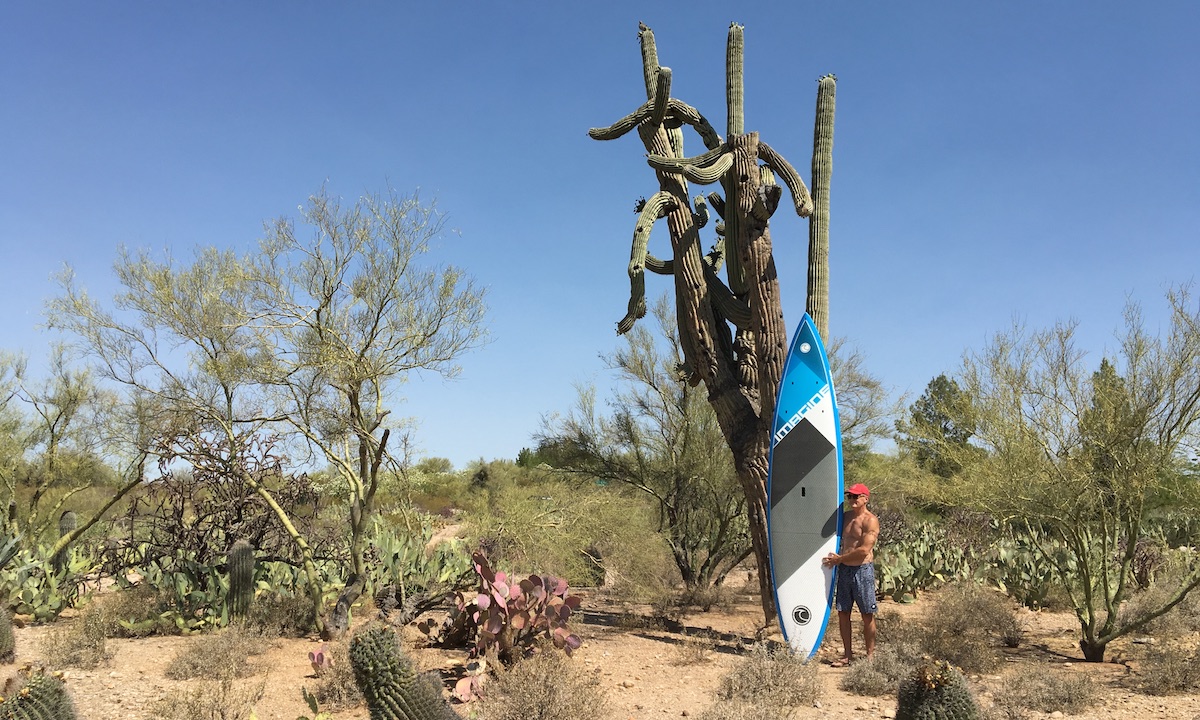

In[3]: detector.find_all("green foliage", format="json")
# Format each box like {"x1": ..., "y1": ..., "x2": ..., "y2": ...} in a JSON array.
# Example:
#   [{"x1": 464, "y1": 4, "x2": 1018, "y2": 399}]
[
  {"x1": 0, "y1": 667, "x2": 77, "y2": 720},
  {"x1": 0, "y1": 541, "x2": 90, "y2": 621},
  {"x1": 478, "y1": 649, "x2": 610, "y2": 720},
  {"x1": 227, "y1": 539, "x2": 255, "y2": 620},
  {"x1": 896, "y1": 661, "x2": 980, "y2": 720},
  {"x1": 349, "y1": 626, "x2": 458, "y2": 720},
  {"x1": 895, "y1": 374, "x2": 978, "y2": 479},
  {"x1": 367, "y1": 518, "x2": 473, "y2": 624},
  {"x1": 874, "y1": 520, "x2": 976, "y2": 602}
]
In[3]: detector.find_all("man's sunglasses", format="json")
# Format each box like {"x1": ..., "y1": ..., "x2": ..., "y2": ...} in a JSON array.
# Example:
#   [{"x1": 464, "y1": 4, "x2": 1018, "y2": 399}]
[{"x1": 844, "y1": 492, "x2": 862, "y2": 500}]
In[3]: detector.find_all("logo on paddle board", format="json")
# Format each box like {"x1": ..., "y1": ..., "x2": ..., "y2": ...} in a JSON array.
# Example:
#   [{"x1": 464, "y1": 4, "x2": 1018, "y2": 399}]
[{"x1": 792, "y1": 605, "x2": 812, "y2": 625}]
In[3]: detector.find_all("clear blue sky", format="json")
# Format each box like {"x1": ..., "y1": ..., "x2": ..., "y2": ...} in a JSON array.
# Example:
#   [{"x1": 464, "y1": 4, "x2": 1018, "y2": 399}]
[{"x1": 3, "y1": 2, "x2": 1197, "y2": 469}]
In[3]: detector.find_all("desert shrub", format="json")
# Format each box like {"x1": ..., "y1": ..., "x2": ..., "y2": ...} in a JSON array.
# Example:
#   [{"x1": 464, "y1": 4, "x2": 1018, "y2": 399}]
[
  {"x1": 477, "y1": 648, "x2": 609, "y2": 720},
  {"x1": 679, "y1": 583, "x2": 737, "y2": 613},
  {"x1": 919, "y1": 582, "x2": 1017, "y2": 673},
  {"x1": 243, "y1": 591, "x2": 315, "y2": 638},
  {"x1": 715, "y1": 643, "x2": 821, "y2": 708},
  {"x1": 42, "y1": 600, "x2": 109, "y2": 669},
  {"x1": 1136, "y1": 642, "x2": 1200, "y2": 695},
  {"x1": 311, "y1": 640, "x2": 363, "y2": 711},
  {"x1": 695, "y1": 702, "x2": 788, "y2": 720},
  {"x1": 1117, "y1": 548, "x2": 1200, "y2": 636},
  {"x1": 839, "y1": 642, "x2": 924, "y2": 696},
  {"x1": 988, "y1": 671, "x2": 1098, "y2": 718},
  {"x1": 164, "y1": 625, "x2": 269, "y2": 680},
  {"x1": 99, "y1": 584, "x2": 176, "y2": 637},
  {"x1": 674, "y1": 628, "x2": 717, "y2": 665},
  {"x1": 151, "y1": 677, "x2": 265, "y2": 720}
]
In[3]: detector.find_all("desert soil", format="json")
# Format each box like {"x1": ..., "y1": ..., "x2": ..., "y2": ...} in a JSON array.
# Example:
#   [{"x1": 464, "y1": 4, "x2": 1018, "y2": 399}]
[{"x1": 8, "y1": 580, "x2": 1200, "y2": 720}]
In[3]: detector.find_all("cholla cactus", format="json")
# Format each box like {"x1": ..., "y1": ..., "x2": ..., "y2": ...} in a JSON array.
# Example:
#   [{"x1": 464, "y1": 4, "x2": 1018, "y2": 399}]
[
  {"x1": 349, "y1": 626, "x2": 457, "y2": 720},
  {"x1": 896, "y1": 660, "x2": 981, "y2": 720},
  {"x1": 0, "y1": 667, "x2": 78, "y2": 720}
]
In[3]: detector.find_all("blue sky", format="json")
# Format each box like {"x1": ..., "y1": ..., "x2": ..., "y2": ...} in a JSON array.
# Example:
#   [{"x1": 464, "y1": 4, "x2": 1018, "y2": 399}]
[{"x1": 3, "y1": 2, "x2": 1198, "y2": 469}]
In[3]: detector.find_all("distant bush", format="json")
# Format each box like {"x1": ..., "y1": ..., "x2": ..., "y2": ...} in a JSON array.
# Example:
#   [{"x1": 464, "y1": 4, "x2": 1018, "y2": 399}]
[
  {"x1": 164, "y1": 625, "x2": 269, "y2": 681},
  {"x1": 1136, "y1": 642, "x2": 1200, "y2": 696},
  {"x1": 988, "y1": 670, "x2": 1099, "y2": 717},
  {"x1": 42, "y1": 600, "x2": 109, "y2": 669}
]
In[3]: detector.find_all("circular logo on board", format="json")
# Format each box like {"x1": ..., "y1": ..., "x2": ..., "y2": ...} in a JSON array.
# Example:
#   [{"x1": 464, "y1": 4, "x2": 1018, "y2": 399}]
[
  {"x1": 799, "y1": 342, "x2": 812, "y2": 354},
  {"x1": 792, "y1": 605, "x2": 812, "y2": 625}
]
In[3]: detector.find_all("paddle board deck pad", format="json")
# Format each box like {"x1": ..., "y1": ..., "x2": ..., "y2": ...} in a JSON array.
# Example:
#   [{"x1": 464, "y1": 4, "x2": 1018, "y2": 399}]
[{"x1": 767, "y1": 312, "x2": 843, "y2": 658}]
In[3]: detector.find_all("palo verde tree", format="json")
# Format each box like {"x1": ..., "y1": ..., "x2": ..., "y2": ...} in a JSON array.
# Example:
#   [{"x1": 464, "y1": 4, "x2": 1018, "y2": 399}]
[
  {"x1": 589, "y1": 23, "x2": 834, "y2": 620},
  {"x1": 540, "y1": 295, "x2": 751, "y2": 591},
  {"x1": 251, "y1": 188, "x2": 488, "y2": 632},
  {"x1": 942, "y1": 287, "x2": 1200, "y2": 662},
  {"x1": 895, "y1": 374, "x2": 979, "y2": 479}
]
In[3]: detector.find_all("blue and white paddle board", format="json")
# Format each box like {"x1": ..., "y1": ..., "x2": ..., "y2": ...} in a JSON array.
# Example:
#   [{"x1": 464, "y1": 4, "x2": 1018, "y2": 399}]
[{"x1": 766, "y1": 312, "x2": 844, "y2": 658}]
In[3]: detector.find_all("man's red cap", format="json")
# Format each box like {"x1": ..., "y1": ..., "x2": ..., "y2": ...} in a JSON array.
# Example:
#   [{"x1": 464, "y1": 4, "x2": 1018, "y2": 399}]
[{"x1": 846, "y1": 483, "x2": 870, "y2": 496}]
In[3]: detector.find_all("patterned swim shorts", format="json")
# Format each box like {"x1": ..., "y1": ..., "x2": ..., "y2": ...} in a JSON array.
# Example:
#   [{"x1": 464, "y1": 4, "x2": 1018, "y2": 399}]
[{"x1": 835, "y1": 562, "x2": 878, "y2": 614}]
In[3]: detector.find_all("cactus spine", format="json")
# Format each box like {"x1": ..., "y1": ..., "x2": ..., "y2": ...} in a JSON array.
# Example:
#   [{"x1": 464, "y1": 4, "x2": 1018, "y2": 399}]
[
  {"x1": 50, "y1": 512, "x2": 76, "y2": 576},
  {"x1": 0, "y1": 667, "x2": 78, "y2": 720},
  {"x1": 806, "y1": 74, "x2": 836, "y2": 339},
  {"x1": 350, "y1": 627, "x2": 457, "y2": 720},
  {"x1": 0, "y1": 607, "x2": 13, "y2": 664},
  {"x1": 227, "y1": 539, "x2": 255, "y2": 619},
  {"x1": 896, "y1": 661, "x2": 981, "y2": 720}
]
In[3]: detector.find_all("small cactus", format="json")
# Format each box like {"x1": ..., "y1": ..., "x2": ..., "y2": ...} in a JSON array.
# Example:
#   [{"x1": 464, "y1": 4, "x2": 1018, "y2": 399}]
[
  {"x1": 51, "y1": 512, "x2": 77, "y2": 576},
  {"x1": 0, "y1": 667, "x2": 78, "y2": 720},
  {"x1": 227, "y1": 539, "x2": 255, "y2": 619},
  {"x1": 349, "y1": 626, "x2": 457, "y2": 720},
  {"x1": 896, "y1": 660, "x2": 981, "y2": 720},
  {"x1": 0, "y1": 608, "x2": 13, "y2": 664}
]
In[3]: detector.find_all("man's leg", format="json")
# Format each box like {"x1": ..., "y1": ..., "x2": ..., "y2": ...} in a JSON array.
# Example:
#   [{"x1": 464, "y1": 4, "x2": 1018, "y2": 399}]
[
  {"x1": 862, "y1": 612, "x2": 876, "y2": 659},
  {"x1": 838, "y1": 610, "x2": 854, "y2": 664}
]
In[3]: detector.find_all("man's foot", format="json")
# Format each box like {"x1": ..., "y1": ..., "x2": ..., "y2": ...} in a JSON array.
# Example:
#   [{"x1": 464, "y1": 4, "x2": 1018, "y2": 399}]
[{"x1": 829, "y1": 657, "x2": 852, "y2": 668}]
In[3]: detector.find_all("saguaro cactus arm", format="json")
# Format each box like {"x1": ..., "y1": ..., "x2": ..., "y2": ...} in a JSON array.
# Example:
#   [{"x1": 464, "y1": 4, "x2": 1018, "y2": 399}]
[
  {"x1": 759, "y1": 141, "x2": 814, "y2": 217},
  {"x1": 619, "y1": 191, "x2": 679, "y2": 333}
]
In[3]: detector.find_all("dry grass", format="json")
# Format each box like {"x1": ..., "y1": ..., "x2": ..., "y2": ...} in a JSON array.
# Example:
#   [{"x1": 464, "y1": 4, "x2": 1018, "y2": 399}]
[
  {"x1": 1136, "y1": 641, "x2": 1200, "y2": 696},
  {"x1": 477, "y1": 649, "x2": 609, "y2": 720},
  {"x1": 919, "y1": 583, "x2": 1023, "y2": 674},
  {"x1": 695, "y1": 701, "x2": 794, "y2": 720},
  {"x1": 310, "y1": 639, "x2": 362, "y2": 711},
  {"x1": 838, "y1": 641, "x2": 924, "y2": 696},
  {"x1": 164, "y1": 625, "x2": 271, "y2": 680},
  {"x1": 986, "y1": 670, "x2": 1099, "y2": 718},
  {"x1": 674, "y1": 629, "x2": 717, "y2": 665},
  {"x1": 42, "y1": 601, "x2": 110, "y2": 669},
  {"x1": 150, "y1": 677, "x2": 266, "y2": 720},
  {"x1": 715, "y1": 643, "x2": 821, "y2": 708}
]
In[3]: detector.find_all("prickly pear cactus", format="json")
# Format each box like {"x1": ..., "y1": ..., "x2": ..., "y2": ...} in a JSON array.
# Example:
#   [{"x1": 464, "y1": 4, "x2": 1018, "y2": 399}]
[
  {"x1": 0, "y1": 607, "x2": 13, "y2": 664},
  {"x1": 0, "y1": 667, "x2": 78, "y2": 720},
  {"x1": 227, "y1": 539, "x2": 255, "y2": 619},
  {"x1": 896, "y1": 660, "x2": 980, "y2": 720},
  {"x1": 349, "y1": 626, "x2": 457, "y2": 720}
]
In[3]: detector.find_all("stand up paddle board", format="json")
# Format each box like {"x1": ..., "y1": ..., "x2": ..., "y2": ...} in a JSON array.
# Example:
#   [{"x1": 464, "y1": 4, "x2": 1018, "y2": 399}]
[{"x1": 767, "y1": 312, "x2": 843, "y2": 658}]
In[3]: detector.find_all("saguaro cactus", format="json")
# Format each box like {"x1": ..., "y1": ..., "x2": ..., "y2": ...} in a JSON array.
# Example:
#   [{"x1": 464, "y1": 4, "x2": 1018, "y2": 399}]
[
  {"x1": 349, "y1": 626, "x2": 457, "y2": 720},
  {"x1": 227, "y1": 539, "x2": 255, "y2": 619},
  {"x1": 50, "y1": 511, "x2": 77, "y2": 575},
  {"x1": 589, "y1": 22, "x2": 832, "y2": 621},
  {"x1": 0, "y1": 607, "x2": 14, "y2": 664},
  {"x1": 807, "y1": 75, "x2": 836, "y2": 339}
]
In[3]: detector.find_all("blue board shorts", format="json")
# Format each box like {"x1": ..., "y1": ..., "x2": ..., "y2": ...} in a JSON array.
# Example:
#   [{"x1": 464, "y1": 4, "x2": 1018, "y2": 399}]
[{"x1": 835, "y1": 562, "x2": 878, "y2": 615}]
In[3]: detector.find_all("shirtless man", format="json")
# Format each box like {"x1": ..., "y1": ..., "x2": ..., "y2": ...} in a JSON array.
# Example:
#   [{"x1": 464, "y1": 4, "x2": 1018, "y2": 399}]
[{"x1": 822, "y1": 482, "x2": 879, "y2": 666}]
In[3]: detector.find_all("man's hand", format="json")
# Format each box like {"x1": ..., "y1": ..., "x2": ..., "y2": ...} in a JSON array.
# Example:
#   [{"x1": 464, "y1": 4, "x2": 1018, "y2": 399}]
[{"x1": 822, "y1": 552, "x2": 839, "y2": 568}]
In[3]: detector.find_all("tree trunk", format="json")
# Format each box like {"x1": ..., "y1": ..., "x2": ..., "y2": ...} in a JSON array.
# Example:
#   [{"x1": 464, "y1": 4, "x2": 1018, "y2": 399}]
[{"x1": 1080, "y1": 638, "x2": 1107, "y2": 662}]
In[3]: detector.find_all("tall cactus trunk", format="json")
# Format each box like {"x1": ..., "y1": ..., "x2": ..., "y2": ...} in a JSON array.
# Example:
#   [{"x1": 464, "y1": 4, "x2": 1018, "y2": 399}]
[
  {"x1": 51, "y1": 510, "x2": 77, "y2": 575},
  {"x1": 227, "y1": 539, "x2": 255, "y2": 620},
  {"x1": 807, "y1": 75, "x2": 836, "y2": 339}
]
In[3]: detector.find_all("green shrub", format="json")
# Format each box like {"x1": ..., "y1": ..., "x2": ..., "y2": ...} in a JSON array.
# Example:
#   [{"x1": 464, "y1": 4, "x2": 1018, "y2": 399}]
[{"x1": 478, "y1": 649, "x2": 610, "y2": 720}]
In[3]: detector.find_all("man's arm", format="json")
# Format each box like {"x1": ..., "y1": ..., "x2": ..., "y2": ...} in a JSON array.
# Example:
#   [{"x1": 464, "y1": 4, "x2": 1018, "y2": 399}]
[{"x1": 822, "y1": 516, "x2": 879, "y2": 567}]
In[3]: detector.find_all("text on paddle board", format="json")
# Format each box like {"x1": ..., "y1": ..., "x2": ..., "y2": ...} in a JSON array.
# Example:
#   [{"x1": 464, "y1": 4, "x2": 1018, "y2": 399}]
[{"x1": 774, "y1": 385, "x2": 830, "y2": 443}]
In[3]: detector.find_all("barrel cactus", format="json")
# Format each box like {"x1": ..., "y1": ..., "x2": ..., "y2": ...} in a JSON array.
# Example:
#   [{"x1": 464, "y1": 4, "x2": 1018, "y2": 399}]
[
  {"x1": 0, "y1": 667, "x2": 78, "y2": 720},
  {"x1": 227, "y1": 539, "x2": 255, "y2": 619},
  {"x1": 349, "y1": 626, "x2": 457, "y2": 720},
  {"x1": 0, "y1": 607, "x2": 13, "y2": 664},
  {"x1": 896, "y1": 660, "x2": 981, "y2": 720}
]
